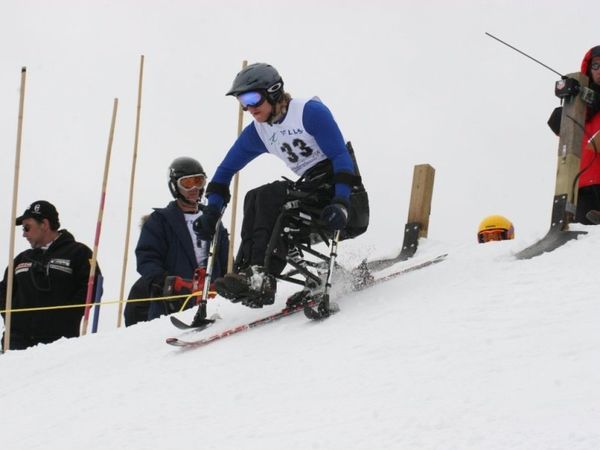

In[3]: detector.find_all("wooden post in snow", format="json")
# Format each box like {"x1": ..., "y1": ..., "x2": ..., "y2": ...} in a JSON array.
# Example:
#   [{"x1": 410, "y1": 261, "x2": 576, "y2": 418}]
[
  {"x1": 3, "y1": 67, "x2": 27, "y2": 353},
  {"x1": 81, "y1": 98, "x2": 118, "y2": 335},
  {"x1": 116, "y1": 55, "x2": 145, "y2": 328},
  {"x1": 517, "y1": 72, "x2": 588, "y2": 259},
  {"x1": 400, "y1": 164, "x2": 436, "y2": 259}
]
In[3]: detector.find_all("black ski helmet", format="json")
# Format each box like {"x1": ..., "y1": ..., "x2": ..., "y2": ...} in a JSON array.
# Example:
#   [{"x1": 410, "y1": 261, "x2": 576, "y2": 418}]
[
  {"x1": 226, "y1": 63, "x2": 284, "y2": 102},
  {"x1": 168, "y1": 157, "x2": 206, "y2": 201}
]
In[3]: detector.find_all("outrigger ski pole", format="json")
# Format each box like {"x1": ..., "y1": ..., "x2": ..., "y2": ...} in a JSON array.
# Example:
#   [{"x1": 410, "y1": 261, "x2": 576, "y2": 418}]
[
  {"x1": 189, "y1": 221, "x2": 222, "y2": 328},
  {"x1": 170, "y1": 204, "x2": 230, "y2": 330},
  {"x1": 304, "y1": 229, "x2": 342, "y2": 320}
]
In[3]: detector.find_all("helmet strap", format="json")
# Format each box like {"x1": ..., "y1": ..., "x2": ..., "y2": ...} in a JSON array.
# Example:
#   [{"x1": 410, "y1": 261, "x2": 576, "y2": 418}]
[
  {"x1": 177, "y1": 194, "x2": 196, "y2": 206},
  {"x1": 176, "y1": 193, "x2": 202, "y2": 212}
]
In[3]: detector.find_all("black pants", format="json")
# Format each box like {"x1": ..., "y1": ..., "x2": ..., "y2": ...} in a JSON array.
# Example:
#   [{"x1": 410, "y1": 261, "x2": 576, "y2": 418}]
[
  {"x1": 235, "y1": 180, "x2": 290, "y2": 275},
  {"x1": 576, "y1": 185, "x2": 600, "y2": 224},
  {"x1": 234, "y1": 180, "x2": 369, "y2": 277}
]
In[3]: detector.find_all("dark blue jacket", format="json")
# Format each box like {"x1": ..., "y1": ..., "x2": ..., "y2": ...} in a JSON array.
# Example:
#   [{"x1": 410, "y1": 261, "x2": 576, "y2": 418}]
[{"x1": 134, "y1": 201, "x2": 229, "y2": 320}]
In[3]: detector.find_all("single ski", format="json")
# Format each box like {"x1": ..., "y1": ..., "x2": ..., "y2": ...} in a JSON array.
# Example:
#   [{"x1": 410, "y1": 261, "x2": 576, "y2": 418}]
[
  {"x1": 166, "y1": 253, "x2": 447, "y2": 348},
  {"x1": 166, "y1": 299, "x2": 318, "y2": 348}
]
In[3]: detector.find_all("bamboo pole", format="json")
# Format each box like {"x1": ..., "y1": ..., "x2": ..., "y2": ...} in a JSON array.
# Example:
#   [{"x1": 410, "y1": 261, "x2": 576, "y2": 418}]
[
  {"x1": 81, "y1": 98, "x2": 118, "y2": 336},
  {"x1": 116, "y1": 55, "x2": 145, "y2": 328},
  {"x1": 3, "y1": 67, "x2": 27, "y2": 353},
  {"x1": 227, "y1": 59, "x2": 248, "y2": 272}
]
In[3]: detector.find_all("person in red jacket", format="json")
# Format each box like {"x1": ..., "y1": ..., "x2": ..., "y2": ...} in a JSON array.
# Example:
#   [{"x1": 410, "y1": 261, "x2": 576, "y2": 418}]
[
  {"x1": 576, "y1": 45, "x2": 600, "y2": 223},
  {"x1": 548, "y1": 45, "x2": 600, "y2": 224}
]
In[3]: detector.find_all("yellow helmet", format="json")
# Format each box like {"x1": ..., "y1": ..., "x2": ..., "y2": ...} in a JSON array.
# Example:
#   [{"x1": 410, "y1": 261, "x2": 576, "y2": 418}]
[{"x1": 477, "y1": 215, "x2": 515, "y2": 243}]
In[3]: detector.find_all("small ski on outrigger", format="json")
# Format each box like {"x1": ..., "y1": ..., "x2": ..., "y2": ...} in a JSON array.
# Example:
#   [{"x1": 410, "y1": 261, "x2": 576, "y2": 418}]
[
  {"x1": 167, "y1": 222, "x2": 224, "y2": 332},
  {"x1": 170, "y1": 313, "x2": 221, "y2": 331},
  {"x1": 165, "y1": 252, "x2": 447, "y2": 349}
]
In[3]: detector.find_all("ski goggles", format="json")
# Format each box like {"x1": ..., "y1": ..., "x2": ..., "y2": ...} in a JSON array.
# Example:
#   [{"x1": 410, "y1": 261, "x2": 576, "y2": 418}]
[
  {"x1": 238, "y1": 91, "x2": 266, "y2": 110},
  {"x1": 177, "y1": 174, "x2": 206, "y2": 191},
  {"x1": 477, "y1": 229, "x2": 509, "y2": 243},
  {"x1": 591, "y1": 62, "x2": 600, "y2": 71}
]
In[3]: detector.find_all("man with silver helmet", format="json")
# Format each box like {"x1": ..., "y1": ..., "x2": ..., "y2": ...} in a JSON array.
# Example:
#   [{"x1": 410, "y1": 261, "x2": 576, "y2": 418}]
[{"x1": 126, "y1": 157, "x2": 229, "y2": 324}]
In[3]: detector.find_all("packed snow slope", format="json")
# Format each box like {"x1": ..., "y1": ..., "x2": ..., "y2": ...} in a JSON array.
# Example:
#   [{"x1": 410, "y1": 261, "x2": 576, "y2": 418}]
[{"x1": 1, "y1": 227, "x2": 599, "y2": 450}]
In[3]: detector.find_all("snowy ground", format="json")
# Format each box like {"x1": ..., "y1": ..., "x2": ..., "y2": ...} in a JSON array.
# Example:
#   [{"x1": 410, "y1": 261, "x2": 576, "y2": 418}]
[
  {"x1": 1, "y1": 228, "x2": 599, "y2": 450},
  {"x1": 1, "y1": 2, "x2": 600, "y2": 449}
]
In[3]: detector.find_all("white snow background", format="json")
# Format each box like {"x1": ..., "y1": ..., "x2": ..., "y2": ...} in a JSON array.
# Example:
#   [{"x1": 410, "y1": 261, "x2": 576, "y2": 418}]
[{"x1": 1, "y1": 1, "x2": 599, "y2": 449}]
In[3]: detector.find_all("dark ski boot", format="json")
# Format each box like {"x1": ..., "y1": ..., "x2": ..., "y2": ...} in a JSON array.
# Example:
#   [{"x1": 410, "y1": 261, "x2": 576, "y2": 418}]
[{"x1": 216, "y1": 266, "x2": 277, "y2": 308}]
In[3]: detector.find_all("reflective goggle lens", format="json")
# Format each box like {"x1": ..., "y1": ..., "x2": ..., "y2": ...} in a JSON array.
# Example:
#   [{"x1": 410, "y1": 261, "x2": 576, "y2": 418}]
[
  {"x1": 478, "y1": 229, "x2": 506, "y2": 243},
  {"x1": 238, "y1": 91, "x2": 265, "y2": 110},
  {"x1": 177, "y1": 174, "x2": 206, "y2": 190}
]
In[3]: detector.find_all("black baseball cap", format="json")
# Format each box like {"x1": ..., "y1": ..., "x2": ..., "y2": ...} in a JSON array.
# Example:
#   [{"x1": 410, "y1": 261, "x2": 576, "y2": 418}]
[{"x1": 16, "y1": 200, "x2": 60, "y2": 228}]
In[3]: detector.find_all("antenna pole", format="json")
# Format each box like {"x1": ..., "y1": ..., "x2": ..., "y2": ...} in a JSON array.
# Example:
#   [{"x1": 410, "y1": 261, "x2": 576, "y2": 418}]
[{"x1": 485, "y1": 32, "x2": 564, "y2": 78}]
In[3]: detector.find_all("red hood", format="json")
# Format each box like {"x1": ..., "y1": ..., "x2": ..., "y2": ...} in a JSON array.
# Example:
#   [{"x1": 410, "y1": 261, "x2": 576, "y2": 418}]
[{"x1": 581, "y1": 45, "x2": 600, "y2": 76}]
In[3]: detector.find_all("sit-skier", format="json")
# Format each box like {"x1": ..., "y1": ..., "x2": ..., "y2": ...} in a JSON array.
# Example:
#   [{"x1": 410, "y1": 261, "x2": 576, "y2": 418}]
[{"x1": 194, "y1": 63, "x2": 369, "y2": 308}]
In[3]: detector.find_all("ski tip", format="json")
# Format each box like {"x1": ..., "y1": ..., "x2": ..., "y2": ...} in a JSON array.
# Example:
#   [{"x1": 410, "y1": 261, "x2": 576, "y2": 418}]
[{"x1": 166, "y1": 337, "x2": 193, "y2": 348}]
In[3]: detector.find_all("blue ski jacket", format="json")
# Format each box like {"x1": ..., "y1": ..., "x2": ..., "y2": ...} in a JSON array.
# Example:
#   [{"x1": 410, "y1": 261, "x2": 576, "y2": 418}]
[
  {"x1": 135, "y1": 201, "x2": 229, "y2": 319},
  {"x1": 207, "y1": 99, "x2": 355, "y2": 208}
]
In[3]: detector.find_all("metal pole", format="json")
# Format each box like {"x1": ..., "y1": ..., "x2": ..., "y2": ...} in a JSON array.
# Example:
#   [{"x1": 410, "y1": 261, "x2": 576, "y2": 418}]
[{"x1": 91, "y1": 273, "x2": 104, "y2": 333}]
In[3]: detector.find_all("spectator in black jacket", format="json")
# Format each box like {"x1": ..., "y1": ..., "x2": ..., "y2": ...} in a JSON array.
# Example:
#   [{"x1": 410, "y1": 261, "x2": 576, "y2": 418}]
[
  {"x1": 0, "y1": 200, "x2": 101, "y2": 350},
  {"x1": 125, "y1": 157, "x2": 229, "y2": 325}
]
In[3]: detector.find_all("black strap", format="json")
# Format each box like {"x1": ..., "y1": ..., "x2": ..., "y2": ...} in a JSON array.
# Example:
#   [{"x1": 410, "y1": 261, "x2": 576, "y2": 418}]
[{"x1": 333, "y1": 171, "x2": 362, "y2": 187}]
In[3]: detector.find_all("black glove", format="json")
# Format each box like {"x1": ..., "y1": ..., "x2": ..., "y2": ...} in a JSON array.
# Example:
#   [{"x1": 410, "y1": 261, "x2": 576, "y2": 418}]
[
  {"x1": 193, "y1": 204, "x2": 221, "y2": 243},
  {"x1": 149, "y1": 272, "x2": 168, "y2": 298},
  {"x1": 320, "y1": 197, "x2": 350, "y2": 230}
]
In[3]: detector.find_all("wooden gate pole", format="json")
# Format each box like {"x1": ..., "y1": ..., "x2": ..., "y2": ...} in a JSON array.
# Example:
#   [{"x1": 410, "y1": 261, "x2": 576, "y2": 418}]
[{"x1": 227, "y1": 60, "x2": 248, "y2": 272}]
